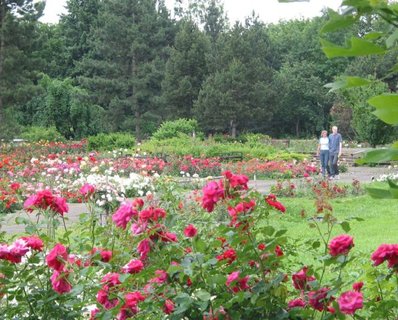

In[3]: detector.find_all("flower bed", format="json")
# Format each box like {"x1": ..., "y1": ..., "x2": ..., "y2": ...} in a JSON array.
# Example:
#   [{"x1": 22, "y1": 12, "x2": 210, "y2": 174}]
[{"x1": 0, "y1": 170, "x2": 396, "y2": 319}]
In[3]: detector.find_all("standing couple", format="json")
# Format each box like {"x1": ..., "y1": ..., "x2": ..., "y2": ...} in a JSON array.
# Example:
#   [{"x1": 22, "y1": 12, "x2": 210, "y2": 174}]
[{"x1": 316, "y1": 126, "x2": 342, "y2": 179}]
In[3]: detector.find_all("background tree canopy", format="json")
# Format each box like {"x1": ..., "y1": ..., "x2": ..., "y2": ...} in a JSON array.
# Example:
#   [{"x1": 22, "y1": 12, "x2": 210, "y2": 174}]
[{"x1": 1, "y1": 0, "x2": 397, "y2": 143}]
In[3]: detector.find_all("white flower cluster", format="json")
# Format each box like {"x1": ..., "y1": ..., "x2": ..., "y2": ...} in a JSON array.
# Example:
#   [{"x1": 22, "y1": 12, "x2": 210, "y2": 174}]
[
  {"x1": 73, "y1": 172, "x2": 155, "y2": 207},
  {"x1": 376, "y1": 172, "x2": 398, "y2": 182}
]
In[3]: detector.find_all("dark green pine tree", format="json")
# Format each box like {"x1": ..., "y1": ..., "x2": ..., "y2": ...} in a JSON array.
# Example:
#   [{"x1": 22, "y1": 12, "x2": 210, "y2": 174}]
[
  {"x1": 79, "y1": 0, "x2": 173, "y2": 140},
  {"x1": 59, "y1": 0, "x2": 101, "y2": 78},
  {"x1": 160, "y1": 19, "x2": 210, "y2": 120},
  {"x1": 0, "y1": 0, "x2": 44, "y2": 135},
  {"x1": 194, "y1": 18, "x2": 276, "y2": 137}
]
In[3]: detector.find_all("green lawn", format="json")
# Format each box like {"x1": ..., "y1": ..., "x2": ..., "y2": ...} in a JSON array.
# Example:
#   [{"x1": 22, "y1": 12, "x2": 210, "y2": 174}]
[{"x1": 272, "y1": 195, "x2": 398, "y2": 254}]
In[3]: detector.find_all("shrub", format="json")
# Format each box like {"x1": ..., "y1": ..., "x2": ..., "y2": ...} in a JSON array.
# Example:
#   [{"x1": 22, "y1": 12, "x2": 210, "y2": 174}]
[
  {"x1": 152, "y1": 118, "x2": 202, "y2": 140},
  {"x1": 239, "y1": 133, "x2": 271, "y2": 146},
  {"x1": 140, "y1": 135, "x2": 305, "y2": 161},
  {"x1": 87, "y1": 132, "x2": 135, "y2": 151},
  {"x1": 20, "y1": 126, "x2": 65, "y2": 142}
]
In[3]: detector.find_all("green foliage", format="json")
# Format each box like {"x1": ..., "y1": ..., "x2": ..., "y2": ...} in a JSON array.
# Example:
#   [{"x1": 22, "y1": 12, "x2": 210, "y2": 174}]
[
  {"x1": 0, "y1": 108, "x2": 24, "y2": 140},
  {"x1": 152, "y1": 119, "x2": 202, "y2": 140},
  {"x1": 160, "y1": 20, "x2": 210, "y2": 119},
  {"x1": 322, "y1": 0, "x2": 398, "y2": 198},
  {"x1": 87, "y1": 132, "x2": 135, "y2": 151},
  {"x1": 336, "y1": 79, "x2": 395, "y2": 147},
  {"x1": 19, "y1": 76, "x2": 107, "y2": 139},
  {"x1": 140, "y1": 135, "x2": 304, "y2": 161},
  {"x1": 20, "y1": 126, "x2": 65, "y2": 142},
  {"x1": 238, "y1": 133, "x2": 271, "y2": 146}
]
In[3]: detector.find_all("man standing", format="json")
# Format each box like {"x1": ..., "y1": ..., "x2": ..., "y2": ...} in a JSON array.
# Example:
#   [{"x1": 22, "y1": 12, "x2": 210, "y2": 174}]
[{"x1": 329, "y1": 126, "x2": 342, "y2": 179}]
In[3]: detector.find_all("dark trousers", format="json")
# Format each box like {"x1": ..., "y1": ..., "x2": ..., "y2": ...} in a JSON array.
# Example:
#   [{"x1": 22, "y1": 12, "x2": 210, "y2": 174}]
[
  {"x1": 320, "y1": 150, "x2": 329, "y2": 176},
  {"x1": 329, "y1": 152, "x2": 339, "y2": 176}
]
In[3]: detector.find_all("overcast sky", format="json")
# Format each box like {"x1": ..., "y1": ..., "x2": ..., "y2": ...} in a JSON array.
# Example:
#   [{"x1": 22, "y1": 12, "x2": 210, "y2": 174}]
[{"x1": 41, "y1": 0, "x2": 342, "y2": 24}]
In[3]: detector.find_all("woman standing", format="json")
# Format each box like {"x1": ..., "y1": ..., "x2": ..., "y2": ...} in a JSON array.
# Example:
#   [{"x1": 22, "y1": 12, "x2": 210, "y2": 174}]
[{"x1": 316, "y1": 130, "x2": 329, "y2": 178}]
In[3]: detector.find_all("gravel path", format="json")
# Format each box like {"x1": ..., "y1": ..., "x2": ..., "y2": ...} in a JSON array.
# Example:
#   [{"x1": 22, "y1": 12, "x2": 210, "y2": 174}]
[{"x1": 1, "y1": 166, "x2": 396, "y2": 235}]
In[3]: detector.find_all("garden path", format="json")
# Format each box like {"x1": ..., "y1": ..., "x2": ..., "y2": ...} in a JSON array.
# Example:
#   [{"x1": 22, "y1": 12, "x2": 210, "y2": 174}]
[{"x1": 1, "y1": 166, "x2": 395, "y2": 235}]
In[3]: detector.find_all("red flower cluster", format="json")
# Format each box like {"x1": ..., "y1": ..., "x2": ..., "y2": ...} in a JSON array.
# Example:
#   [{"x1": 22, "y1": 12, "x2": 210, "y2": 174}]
[
  {"x1": 0, "y1": 236, "x2": 44, "y2": 264},
  {"x1": 24, "y1": 190, "x2": 69, "y2": 215},
  {"x1": 89, "y1": 247, "x2": 112, "y2": 264},
  {"x1": 292, "y1": 267, "x2": 316, "y2": 290},
  {"x1": 226, "y1": 271, "x2": 250, "y2": 293},
  {"x1": 328, "y1": 235, "x2": 354, "y2": 257},
  {"x1": 223, "y1": 170, "x2": 248, "y2": 191},
  {"x1": 308, "y1": 287, "x2": 333, "y2": 312},
  {"x1": 227, "y1": 200, "x2": 256, "y2": 226},
  {"x1": 265, "y1": 194, "x2": 286, "y2": 213},
  {"x1": 217, "y1": 248, "x2": 237, "y2": 264},
  {"x1": 97, "y1": 273, "x2": 121, "y2": 309},
  {"x1": 371, "y1": 244, "x2": 398, "y2": 268},
  {"x1": 118, "y1": 291, "x2": 146, "y2": 319}
]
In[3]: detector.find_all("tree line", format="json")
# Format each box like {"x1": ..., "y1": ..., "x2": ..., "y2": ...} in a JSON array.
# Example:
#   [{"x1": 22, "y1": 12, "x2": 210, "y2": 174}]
[{"x1": 1, "y1": 0, "x2": 397, "y2": 144}]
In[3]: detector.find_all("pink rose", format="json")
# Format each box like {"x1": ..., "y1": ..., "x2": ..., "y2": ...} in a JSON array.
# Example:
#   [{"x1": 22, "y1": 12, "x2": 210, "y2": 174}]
[
  {"x1": 337, "y1": 291, "x2": 363, "y2": 315},
  {"x1": 46, "y1": 243, "x2": 68, "y2": 271},
  {"x1": 50, "y1": 269, "x2": 72, "y2": 294},
  {"x1": 163, "y1": 299, "x2": 175, "y2": 315},
  {"x1": 201, "y1": 180, "x2": 225, "y2": 212},
  {"x1": 287, "y1": 298, "x2": 306, "y2": 309},
  {"x1": 226, "y1": 271, "x2": 240, "y2": 287},
  {"x1": 21, "y1": 236, "x2": 44, "y2": 252},
  {"x1": 328, "y1": 234, "x2": 354, "y2": 256},
  {"x1": 308, "y1": 287, "x2": 332, "y2": 311},
  {"x1": 371, "y1": 244, "x2": 398, "y2": 268},
  {"x1": 122, "y1": 259, "x2": 144, "y2": 274},
  {"x1": 112, "y1": 201, "x2": 138, "y2": 229},
  {"x1": 137, "y1": 238, "x2": 151, "y2": 260},
  {"x1": 79, "y1": 183, "x2": 95, "y2": 196}
]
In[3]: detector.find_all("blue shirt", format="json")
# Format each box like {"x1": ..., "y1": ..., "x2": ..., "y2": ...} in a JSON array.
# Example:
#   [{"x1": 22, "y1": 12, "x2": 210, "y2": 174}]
[{"x1": 328, "y1": 133, "x2": 342, "y2": 153}]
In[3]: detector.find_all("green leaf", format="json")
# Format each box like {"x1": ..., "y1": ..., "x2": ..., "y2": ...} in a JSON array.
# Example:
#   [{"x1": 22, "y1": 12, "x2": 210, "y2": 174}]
[
  {"x1": 357, "y1": 149, "x2": 398, "y2": 164},
  {"x1": 15, "y1": 217, "x2": 29, "y2": 225},
  {"x1": 321, "y1": 11, "x2": 357, "y2": 33},
  {"x1": 386, "y1": 29, "x2": 398, "y2": 48},
  {"x1": 368, "y1": 94, "x2": 398, "y2": 125},
  {"x1": 312, "y1": 240, "x2": 321, "y2": 249},
  {"x1": 363, "y1": 32, "x2": 385, "y2": 40},
  {"x1": 387, "y1": 179, "x2": 398, "y2": 198},
  {"x1": 275, "y1": 229, "x2": 287, "y2": 237},
  {"x1": 262, "y1": 226, "x2": 275, "y2": 236},
  {"x1": 366, "y1": 186, "x2": 392, "y2": 199},
  {"x1": 195, "y1": 289, "x2": 211, "y2": 301},
  {"x1": 321, "y1": 37, "x2": 385, "y2": 58},
  {"x1": 324, "y1": 76, "x2": 372, "y2": 92},
  {"x1": 340, "y1": 221, "x2": 351, "y2": 232}
]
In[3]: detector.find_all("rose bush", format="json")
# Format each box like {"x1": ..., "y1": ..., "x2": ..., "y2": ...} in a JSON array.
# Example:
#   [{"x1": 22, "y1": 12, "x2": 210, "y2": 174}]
[{"x1": 1, "y1": 142, "x2": 398, "y2": 319}]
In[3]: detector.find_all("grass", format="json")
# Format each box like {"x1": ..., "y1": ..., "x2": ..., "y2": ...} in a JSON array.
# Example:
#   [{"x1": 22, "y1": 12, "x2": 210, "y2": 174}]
[{"x1": 270, "y1": 194, "x2": 398, "y2": 254}]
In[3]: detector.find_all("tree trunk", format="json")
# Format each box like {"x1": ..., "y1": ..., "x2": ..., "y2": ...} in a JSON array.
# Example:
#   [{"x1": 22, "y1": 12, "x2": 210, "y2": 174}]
[
  {"x1": 295, "y1": 119, "x2": 300, "y2": 137},
  {"x1": 230, "y1": 120, "x2": 237, "y2": 138},
  {"x1": 135, "y1": 110, "x2": 141, "y2": 142}
]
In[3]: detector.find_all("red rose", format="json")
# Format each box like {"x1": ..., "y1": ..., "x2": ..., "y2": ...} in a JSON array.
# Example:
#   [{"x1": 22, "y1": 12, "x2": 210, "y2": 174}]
[{"x1": 184, "y1": 224, "x2": 197, "y2": 238}]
